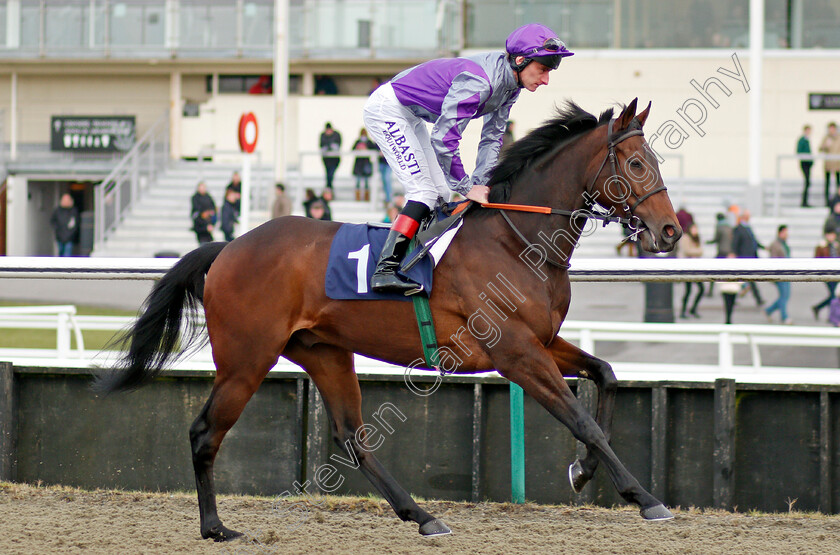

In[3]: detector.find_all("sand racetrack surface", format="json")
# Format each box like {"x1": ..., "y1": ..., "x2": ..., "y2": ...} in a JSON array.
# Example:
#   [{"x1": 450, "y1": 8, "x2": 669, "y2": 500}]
[{"x1": 2, "y1": 482, "x2": 840, "y2": 554}]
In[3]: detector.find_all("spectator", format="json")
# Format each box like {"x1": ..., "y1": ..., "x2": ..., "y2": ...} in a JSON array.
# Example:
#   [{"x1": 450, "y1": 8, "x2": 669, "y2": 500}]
[
  {"x1": 384, "y1": 201, "x2": 401, "y2": 224},
  {"x1": 226, "y1": 171, "x2": 242, "y2": 212},
  {"x1": 675, "y1": 206, "x2": 694, "y2": 232},
  {"x1": 352, "y1": 128, "x2": 374, "y2": 201},
  {"x1": 303, "y1": 188, "x2": 318, "y2": 218},
  {"x1": 615, "y1": 223, "x2": 637, "y2": 258},
  {"x1": 308, "y1": 199, "x2": 330, "y2": 221},
  {"x1": 719, "y1": 281, "x2": 741, "y2": 324},
  {"x1": 315, "y1": 75, "x2": 338, "y2": 95},
  {"x1": 677, "y1": 223, "x2": 705, "y2": 318},
  {"x1": 797, "y1": 124, "x2": 813, "y2": 207},
  {"x1": 248, "y1": 75, "x2": 272, "y2": 94},
  {"x1": 368, "y1": 78, "x2": 383, "y2": 95},
  {"x1": 819, "y1": 122, "x2": 840, "y2": 206},
  {"x1": 319, "y1": 123, "x2": 342, "y2": 190},
  {"x1": 707, "y1": 212, "x2": 734, "y2": 258},
  {"x1": 50, "y1": 193, "x2": 80, "y2": 257},
  {"x1": 371, "y1": 140, "x2": 393, "y2": 203},
  {"x1": 220, "y1": 188, "x2": 239, "y2": 242},
  {"x1": 813, "y1": 229, "x2": 840, "y2": 320},
  {"x1": 730, "y1": 210, "x2": 764, "y2": 305},
  {"x1": 765, "y1": 225, "x2": 792, "y2": 324},
  {"x1": 191, "y1": 181, "x2": 216, "y2": 244},
  {"x1": 824, "y1": 202, "x2": 840, "y2": 235},
  {"x1": 501, "y1": 120, "x2": 516, "y2": 154},
  {"x1": 271, "y1": 182, "x2": 291, "y2": 219}
]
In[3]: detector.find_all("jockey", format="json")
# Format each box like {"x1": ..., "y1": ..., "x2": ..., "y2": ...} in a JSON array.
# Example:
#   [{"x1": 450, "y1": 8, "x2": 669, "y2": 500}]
[{"x1": 363, "y1": 23, "x2": 573, "y2": 293}]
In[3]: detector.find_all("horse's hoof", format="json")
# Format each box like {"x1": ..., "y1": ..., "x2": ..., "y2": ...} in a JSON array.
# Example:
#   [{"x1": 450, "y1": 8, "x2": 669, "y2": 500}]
[
  {"x1": 640, "y1": 504, "x2": 674, "y2": 521},
  {"x1": 419, "y1": 518, "x2": 451, "y2": 536},
  {"x1": 568, "y1": 459, "x2": 588, "y2": 493},
  {"x1": 204, "y1": 524, "x2": 244, "y2": 542}
]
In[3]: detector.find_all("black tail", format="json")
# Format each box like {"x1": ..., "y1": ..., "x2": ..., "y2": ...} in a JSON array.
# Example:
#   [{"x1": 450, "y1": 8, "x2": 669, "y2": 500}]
[{"x1": 92, "y1": 242, "x2": 227, "y2": 394}]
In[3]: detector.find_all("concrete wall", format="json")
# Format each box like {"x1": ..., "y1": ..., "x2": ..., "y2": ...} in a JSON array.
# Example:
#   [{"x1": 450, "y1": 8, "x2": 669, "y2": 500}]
[{"x1": 2, "y1": 363, "x2": 838, "y2": 514}]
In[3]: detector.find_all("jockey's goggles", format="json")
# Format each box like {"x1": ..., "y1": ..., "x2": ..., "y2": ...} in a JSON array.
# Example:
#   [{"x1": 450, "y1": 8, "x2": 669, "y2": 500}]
[{"x1": 522, "y1": 38, "x2": 572, "y2": 70}]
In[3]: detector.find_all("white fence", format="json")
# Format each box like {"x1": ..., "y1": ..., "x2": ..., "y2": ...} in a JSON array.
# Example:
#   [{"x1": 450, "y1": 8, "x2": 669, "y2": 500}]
[{"x1": 2, "y1": 303, "x2": 840, "y2": 384}]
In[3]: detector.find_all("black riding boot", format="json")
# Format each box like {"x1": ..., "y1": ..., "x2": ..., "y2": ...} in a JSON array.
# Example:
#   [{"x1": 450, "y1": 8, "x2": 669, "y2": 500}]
[
  {"x1": 370, "y1": 229, "x2": 417, "y2": 293},
  {"x1": 370, "y1": 200, "x2": 430, "y2": 293}
]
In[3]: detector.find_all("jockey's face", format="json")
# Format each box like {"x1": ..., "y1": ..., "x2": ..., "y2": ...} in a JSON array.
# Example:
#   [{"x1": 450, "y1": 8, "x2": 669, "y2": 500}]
[{"x1": 516, "y1": 58, "x2": 552, "y2": 92}]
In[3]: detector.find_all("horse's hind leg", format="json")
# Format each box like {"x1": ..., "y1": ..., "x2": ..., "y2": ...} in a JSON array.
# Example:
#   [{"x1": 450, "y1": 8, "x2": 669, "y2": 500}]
[
  {"x1": 190, "y1": 354, "x2": 276, "y2": 541},
  {"x1": 283, "y1": 340, "x2": 451, "y2": 536},
  {"x1": 497, "y1": 335, "x2": 672, "y2": 521},
  {"x1": 548, "y1": 336, "x2": 617, "y2": 493}
]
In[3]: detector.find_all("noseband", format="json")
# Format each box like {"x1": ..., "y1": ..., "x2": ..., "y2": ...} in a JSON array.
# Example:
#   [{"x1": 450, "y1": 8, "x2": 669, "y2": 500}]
[{"x1": 482, "y1": 117, "x2": 668, "y2": 269}]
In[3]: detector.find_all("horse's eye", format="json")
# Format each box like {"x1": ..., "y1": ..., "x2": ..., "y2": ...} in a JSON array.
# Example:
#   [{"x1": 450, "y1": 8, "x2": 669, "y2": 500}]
[{"x1": 629, "y1": 160, "x2": 643, "y2": 169}]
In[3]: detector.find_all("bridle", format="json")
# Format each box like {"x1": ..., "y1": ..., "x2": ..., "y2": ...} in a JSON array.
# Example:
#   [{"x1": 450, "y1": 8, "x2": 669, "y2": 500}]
[{"x1": 482, "y1": 117, "x2": 668, "y2": 269}]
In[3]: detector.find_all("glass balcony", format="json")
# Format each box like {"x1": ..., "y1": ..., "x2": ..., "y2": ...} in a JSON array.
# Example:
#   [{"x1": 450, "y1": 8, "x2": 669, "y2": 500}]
[{"x1": 0, "y1": 0, "x2": 835, "y2": 60}]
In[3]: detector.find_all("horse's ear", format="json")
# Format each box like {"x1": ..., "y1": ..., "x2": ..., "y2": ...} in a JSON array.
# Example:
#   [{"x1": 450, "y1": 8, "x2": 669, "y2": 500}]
[
  {"x1": 636, "y1": 101, "x2": 652, "y2": 127},
  {"x1": 618, "y1": 98, "x2": 638, "y2": 130}
]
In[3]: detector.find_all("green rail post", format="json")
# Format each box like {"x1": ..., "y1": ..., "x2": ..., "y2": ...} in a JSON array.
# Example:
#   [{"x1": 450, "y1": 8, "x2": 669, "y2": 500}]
[{"x1": 510, "y1": 382, "x2": 525, "y2": 503}]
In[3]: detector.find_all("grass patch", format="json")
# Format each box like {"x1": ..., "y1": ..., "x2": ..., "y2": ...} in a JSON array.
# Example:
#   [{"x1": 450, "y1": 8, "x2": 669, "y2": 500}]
[{"x1": 0, "y1": 301, "x2": 137, "y2": 351}]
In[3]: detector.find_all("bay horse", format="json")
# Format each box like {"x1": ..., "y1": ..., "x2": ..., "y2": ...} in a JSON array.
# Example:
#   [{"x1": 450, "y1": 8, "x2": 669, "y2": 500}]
[{"x1": 95, "y1": 98, "x2": 682, "y2": 540}]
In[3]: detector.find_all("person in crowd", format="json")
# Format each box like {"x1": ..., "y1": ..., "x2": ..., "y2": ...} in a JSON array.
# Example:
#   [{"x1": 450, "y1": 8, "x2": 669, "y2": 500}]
[
  {"x1": 50, "y1": 193, "x2": 80, "y2": 257},
  {"x1": 824, "y1": 201, "x2": 840, "y2": 235},
  {"x1": 308, "y1": 199, "x2": 330, "y2": 221},
  {"x1": 797, "y1": 124, "x2": 813, "y2": 207},
  {"x1": 271, "y1": 182, "x2": 291, "y2": 219},
  {"x1": 302, "y1": 188, "x2": 318, "y2": 218},
  {"x1": 720, "y1": 280, "x2": 741, "y2": 325},
  {"x1": 371, "y1": 140, "x2": 393, "y2": 204},
  {"x1": 319, "y1": 188, "x2": 334, "y2": 221},
  {"x1": 675, "y1": 206, "x2": 694, "y2": 233},
  {"x1": 190, "y1": 181, "x2": 216, "y2": 244},
  {"x1": 704, "y1": 212, "x2": 734, "y2": 297},
  {"x1": 819, "y1": 122, "x2": 840, "y2": 206},
  {"x1": 615, "y1": 223, "x2": 637, "y2": 258},
  {"x1": 220, "y1": 188, "x2": 239, "y2": 242},
  {"x1": 226, "y1": 171, "x2": 242, "y2": 212},
  {"x1": 501, "y1": 120, "x2": 516, "y2": 154},
  {"x1": 677, "y1": 223, "x2": 705, "y2": 318},
  {"x1": 352, "y1": 128, "x2": 375, "y2": 201},
  {"x1": 730, "y1": 210, "x2": 764, "y2": 305},
  {"x1": 707, "y1": 212, "x2": 734, "y2": 258},
  {"x1": 362, "y1": 23, "x2": 573, "y2": 292},
  {"x1": 314, "y1": 75, "x2": 338, "y2": 95},
  {"x1": 320, "y1": 122, "x2": 342, "y2": 190},
  {"x1": 813, "y1": 228, "x2": 840, "y2": 320},
  {"x1": 765, "y1": 225, "x2": 792, "y2": 324}
]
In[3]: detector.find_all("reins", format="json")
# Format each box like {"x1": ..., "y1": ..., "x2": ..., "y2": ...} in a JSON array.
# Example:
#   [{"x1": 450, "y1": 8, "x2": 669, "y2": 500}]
[{"x1": 481, "y1": 117, "x2": 668, "y2": 269}]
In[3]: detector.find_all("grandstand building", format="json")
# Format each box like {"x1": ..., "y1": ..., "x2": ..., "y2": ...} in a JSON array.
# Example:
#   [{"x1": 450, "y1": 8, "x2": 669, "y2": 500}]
[{"x1": 0, "y1": 0, "x2": 838, "y2": 257}]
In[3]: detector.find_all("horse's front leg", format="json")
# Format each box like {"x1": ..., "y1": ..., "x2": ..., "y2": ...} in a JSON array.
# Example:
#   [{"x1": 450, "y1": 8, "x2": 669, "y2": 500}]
[
  {"x1": 496, "y1": 335, "x2": 672, "y2": 520},
  {"x1": 548, "y1": 336, "x2": 617, "y2": 493}
]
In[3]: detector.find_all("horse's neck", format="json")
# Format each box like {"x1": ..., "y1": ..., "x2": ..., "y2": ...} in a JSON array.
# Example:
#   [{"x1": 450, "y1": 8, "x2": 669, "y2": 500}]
[{"x1": 502, "y1": 142, "x2": 592, "y2": 267}]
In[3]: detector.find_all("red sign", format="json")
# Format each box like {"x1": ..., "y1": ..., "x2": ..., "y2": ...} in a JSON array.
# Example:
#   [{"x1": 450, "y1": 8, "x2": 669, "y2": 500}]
[{"x1": 238, "y1": 112, "x2": 258, "y2": 153}]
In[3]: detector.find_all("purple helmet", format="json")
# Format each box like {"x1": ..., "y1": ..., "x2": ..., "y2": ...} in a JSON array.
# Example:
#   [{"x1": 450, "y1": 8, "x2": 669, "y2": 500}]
[{"x1": 506, "y1": 23, "x2": 573, "y2": 71}]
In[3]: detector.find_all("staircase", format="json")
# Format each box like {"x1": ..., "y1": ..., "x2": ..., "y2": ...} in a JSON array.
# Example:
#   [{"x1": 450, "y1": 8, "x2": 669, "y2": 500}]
[{"x1": 92, "y1": 162, "x2": 387, "y2": 258}]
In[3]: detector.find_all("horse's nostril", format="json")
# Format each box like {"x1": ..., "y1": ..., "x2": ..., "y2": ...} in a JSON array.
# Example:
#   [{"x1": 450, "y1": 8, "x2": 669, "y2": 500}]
[{"x1": 663, "y1": 225, "x2": 676, "y2": 238}]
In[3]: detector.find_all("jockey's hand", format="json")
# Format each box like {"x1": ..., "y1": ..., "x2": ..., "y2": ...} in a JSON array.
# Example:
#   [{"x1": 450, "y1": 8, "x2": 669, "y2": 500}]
[{"x1": 466, "y1": 185, "x2": 490, "y2": 204}]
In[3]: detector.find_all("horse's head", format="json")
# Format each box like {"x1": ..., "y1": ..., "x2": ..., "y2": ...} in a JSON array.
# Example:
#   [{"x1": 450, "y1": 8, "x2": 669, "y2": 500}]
[{"x1": 588, "y1": 99, "x2": 682, "y2": 252}]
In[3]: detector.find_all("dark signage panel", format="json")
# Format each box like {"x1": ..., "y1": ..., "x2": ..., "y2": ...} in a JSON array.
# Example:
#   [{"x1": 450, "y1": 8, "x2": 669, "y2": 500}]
[
  {"x1": 50, "y1": 116, "x2": 136, "y2": 152},
  {"x1": 809, "y1": 93, "x2": 840, "y2": 110}
]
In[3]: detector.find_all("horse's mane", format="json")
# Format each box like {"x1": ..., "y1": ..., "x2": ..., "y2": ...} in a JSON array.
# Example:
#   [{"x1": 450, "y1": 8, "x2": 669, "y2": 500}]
[{"x1": 482, "y1": 102, "x2": 615, "y2": 206}]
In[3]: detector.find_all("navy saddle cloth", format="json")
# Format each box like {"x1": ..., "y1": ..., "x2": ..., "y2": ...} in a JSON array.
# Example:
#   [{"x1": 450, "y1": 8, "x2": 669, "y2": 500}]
[{"x1": 325, "y1": 223, "x2": 434, "y2": 302}]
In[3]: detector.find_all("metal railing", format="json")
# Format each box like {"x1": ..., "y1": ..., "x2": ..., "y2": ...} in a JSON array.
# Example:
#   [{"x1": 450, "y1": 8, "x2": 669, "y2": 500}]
[{"x1": 94, "y1": 112, "x2": 170, "y2": 249}]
